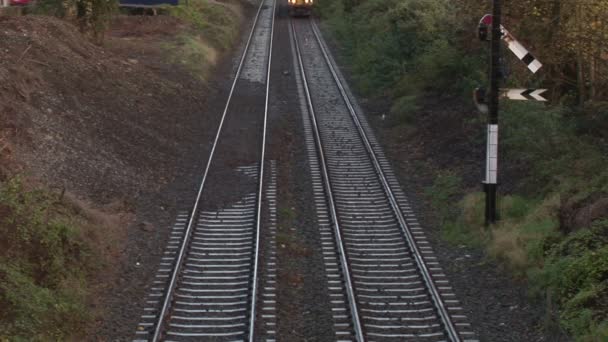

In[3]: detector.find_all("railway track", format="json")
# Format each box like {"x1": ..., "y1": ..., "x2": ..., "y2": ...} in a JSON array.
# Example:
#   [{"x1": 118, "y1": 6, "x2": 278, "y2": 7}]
[
  {"x1": 133, "y1": 3, "x2": 476, "y2": 340},
  {"x1": 290, "y1": 18, "x2": 477, "y2": 342},
  {"x1": 132, "y1": 0, "x2": 276, "y2": 340}
]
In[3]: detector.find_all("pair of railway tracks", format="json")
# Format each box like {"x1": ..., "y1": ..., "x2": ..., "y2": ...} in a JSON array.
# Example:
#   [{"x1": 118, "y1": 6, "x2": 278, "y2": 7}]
[
  {"x1": 290, "y1": 18, "x2": 476, "y2": 341},
  {"x1": 133, "y1": 0, "x2": 476, "y2": 340}
]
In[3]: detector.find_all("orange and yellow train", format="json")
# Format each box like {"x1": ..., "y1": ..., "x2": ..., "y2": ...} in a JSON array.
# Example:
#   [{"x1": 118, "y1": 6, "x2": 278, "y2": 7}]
[{"x1": 288, "y1": 0, "x2": 313, "y2": 16}]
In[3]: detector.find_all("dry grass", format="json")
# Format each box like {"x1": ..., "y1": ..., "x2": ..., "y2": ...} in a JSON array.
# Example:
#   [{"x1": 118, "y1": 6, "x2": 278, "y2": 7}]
[
  {"x1": 489, "y1": 228, "x2": 529, "y2": 270},
  {"x1": 487, "y1": 195, "x2": 561, "y2": 273},
  {"x1": 166, "y1": 34, "x2": 218, "y2": 81},
  {"x1": 166, "y1": 0, "x2": 244, "y2": 79}
]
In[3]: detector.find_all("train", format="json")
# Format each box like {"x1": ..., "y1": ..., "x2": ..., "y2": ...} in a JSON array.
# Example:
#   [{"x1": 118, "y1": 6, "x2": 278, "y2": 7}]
[{"x1": 288, "y1": 0, "x2": 313, "y2": 16}]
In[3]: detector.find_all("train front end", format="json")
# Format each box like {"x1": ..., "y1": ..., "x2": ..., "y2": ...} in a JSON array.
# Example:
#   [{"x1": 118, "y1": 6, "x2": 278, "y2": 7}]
[{"x1": 288, "y1": 0, "x2": 313, "y2": 16}]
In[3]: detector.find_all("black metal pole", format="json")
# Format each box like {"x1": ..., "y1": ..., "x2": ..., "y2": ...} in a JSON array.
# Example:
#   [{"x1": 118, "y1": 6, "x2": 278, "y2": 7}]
[{"x1": 485, "y1": 0, "x2": 501, "y2": 225}]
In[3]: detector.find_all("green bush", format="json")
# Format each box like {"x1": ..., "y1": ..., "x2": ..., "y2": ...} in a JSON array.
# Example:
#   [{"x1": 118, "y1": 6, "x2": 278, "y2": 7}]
[
  {"x1": 500, "y1": 102, "x2": 608, "y2": 195},
  {"x1": 533, "y1": 221, "x2": 608, "y2": 340},
  {"x1": 0, "y1": 263, "x2": 87, "y2": 340},
  {"x1": 501, "y1": 195, "x2": 537, "y2": 221},
  {"x1": 318, "y1": 0, "x2": 484, "y2": 101},
  {"x1": 570, "y1": 101, "x2": 608, "y2": 142},
  {"x1": 424, "y1": 170, "x2": 462, "y2": 224},
  {"x1": 164, "y1": 0, "x2": 241, "y2": 80},
  {"x1": 390, "y1": 95, "x2": 420, "y2": 124},
  {"x1": 169, "y1": 0, "x2": 240, "y2": 51},
  {"x1": 0, "y1": 178, "x2": 90, "y2": 340}
]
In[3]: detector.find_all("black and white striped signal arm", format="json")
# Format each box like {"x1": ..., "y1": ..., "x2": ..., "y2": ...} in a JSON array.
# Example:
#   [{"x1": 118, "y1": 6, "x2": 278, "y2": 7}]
[
  {"x1": 501, "y1": 27, "x2": 542, "y2": 73},
  {"x1": 500, "y1": 88, "x2": 547, "y2": 101},
  {"x1": 479, "y1": 14, "x2": 542, "y2": 73}
]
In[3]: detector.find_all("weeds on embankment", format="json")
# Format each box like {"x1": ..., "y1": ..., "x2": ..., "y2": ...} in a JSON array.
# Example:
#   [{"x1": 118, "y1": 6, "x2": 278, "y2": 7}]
[
  {"x1": 164, "y1": 0, "x2": 242, "y2": 81},
  {"x1": 0, "y1": 178, "x2": 93, "y2": 340},
  {"x1": 426, "y1": 102, "x2": 608, "y2": 341}
]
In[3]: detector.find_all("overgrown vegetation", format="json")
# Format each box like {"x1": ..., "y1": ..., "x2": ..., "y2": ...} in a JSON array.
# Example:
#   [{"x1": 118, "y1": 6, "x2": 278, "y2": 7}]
[
  {"x1": 318, "y1": 0, "x2": 608, "y2": 340},
  {"x1": 0, "y1": 178, "x2": 94, "y2": 340},
  {"x1": 165, "y1": 0, "x2": 241, "y2": 80},
  {"x1": 169, "y1": 0, "x2": 241, "y2": 51},
  {"x1": 427, "y1": 101, "x2": 608, "y2": 340},
  {"x1": 317, "y1": 0, "x2": 485, "y2": 119}
]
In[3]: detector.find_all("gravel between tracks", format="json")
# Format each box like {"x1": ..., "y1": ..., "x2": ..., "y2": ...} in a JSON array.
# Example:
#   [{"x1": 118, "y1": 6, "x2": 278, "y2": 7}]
[{"x1": 265, "y1": 4, "x2": 337, "y2": 341}]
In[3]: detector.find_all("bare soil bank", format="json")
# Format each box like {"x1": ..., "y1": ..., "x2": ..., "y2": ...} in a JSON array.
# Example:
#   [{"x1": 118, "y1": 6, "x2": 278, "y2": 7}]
[{"x1": 1, "y1": 15, "x2": 211, "y2": 203}]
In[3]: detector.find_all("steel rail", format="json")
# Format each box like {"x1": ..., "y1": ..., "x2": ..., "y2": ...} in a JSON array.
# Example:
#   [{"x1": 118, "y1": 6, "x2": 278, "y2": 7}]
[
  {"x1": 309, "y1": 19, "x2": 462, "y2": 342},
  {"x1": 290, "y1": 19, "x2": 365, "y2": 342},
  {"x1": 151, "y1": 1, "x2": 269, "y2": 340},
  {"x1": 249, "y1": 0, "x2": 276, "y2": 339}
]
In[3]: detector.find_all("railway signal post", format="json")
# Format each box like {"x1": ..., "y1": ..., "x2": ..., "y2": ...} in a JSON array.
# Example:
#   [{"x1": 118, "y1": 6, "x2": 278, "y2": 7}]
[
  {"x1": 482, "y1": 0, "x2": 502, "y2": 225},
  {"x1": 477, "y1": 2, "x2": 544, "y2": 225}
]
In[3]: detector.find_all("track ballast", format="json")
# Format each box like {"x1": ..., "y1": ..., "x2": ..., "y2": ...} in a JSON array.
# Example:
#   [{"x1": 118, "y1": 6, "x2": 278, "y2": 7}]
[
  {"x1": 290, "y1": 17, "x2": 478, "y2": 342},
  {"x1": 132, "y1": 0, "x2": 276, "y2": 340}
]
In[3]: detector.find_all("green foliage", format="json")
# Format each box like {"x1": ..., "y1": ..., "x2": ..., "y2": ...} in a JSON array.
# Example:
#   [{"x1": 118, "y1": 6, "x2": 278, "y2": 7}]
[
  {"x1": 501, "y1": 195, "x2": 537, "y2": 221},
  {"x1": 389, "y1": 95, "x2": 419, "y2": 124},
  {"x1": 532, "y1": 221, "x2": 608, "y2": 340},
  {"x1": 569, "y1": 101, "x2": 608, "y2": 142},
  {"x1": 501, "y1": 102, "x2": 608, "y2": 195},
  {"x1": 501, "y1": 102, "x2": 569, "y2": 169},
  {"x1": 169, "y1": 0, "x2": 240, "y2": 51},
  {"x1": 396, "y1": 38, "x2": 484, "y2": 99},
  {"x1": 0, "y1": 178, "x2": 90, "y2": 340},
  {"x1": 0, "y1": 263, "x2": 87, "y2": 341},
  {"x1": 424, "y1": 170, "x2": 461, "y2": 224},
  {"x1": 164, "y1": 0, "x2": 240, "y2": 80},
  {"x1": 318, "y1": 0, "x2": 484, "y2": 103},
  {"x1": 164, "y1": 34, "x2": 216, "y2": 80},
  {"x1": 423, "y1": 173, "x2": 487, "y2": 247},
  {"x1": 433, "y1": 100, "x2": 608, "y2": 337},
  {"x1": 441, "y1": 188, "x2": 606, "y2": 339},
  {"x1": 441, "y1": 220, "x2": 481, "y2": 247}
]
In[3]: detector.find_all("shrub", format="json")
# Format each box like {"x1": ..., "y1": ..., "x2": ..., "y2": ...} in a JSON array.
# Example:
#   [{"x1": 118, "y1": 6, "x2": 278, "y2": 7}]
[
  {"x1": 0, "y1": 178, "x2": 90, "y2": 340},
  {"x1": 164, "y1": 0, "x2": 241, "y2": 80},
  {"x1": 318, "y1": 0, "x2": 484, "y2": 100},
  {"x1": 169, "y1": 0, "x2": 240, "y2": 51},
  {"x1": 569, "y1": 101, "x2": 608, "y2": 142},
  {"x1": 532, "y1": 221, "x2": 608, "y2": 340},
  {"x1": 390, "y1": 95, "x2": 420, "y2": 124},
  {"x1": 424, "y1": 170, "x2": 462, "y2": 224}
]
